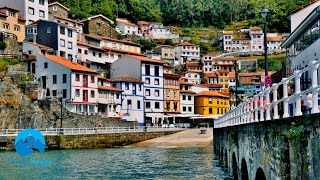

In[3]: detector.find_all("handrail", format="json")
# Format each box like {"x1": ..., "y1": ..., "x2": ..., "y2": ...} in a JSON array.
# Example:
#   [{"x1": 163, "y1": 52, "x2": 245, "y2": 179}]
[
  {"x1": 214, "y1": 59, "x2": 320, "y2": 128},
  {"x1": 0, "y1": 126, "x2": 185, "y2": 136}
]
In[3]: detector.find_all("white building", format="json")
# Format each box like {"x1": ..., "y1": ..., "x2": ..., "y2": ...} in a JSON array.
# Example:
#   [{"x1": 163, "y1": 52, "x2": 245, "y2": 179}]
[
  {"x1": 97, "y1": 76, "x2": 122, "y2": 118},
  {"x1": 2, "y1": 0, "x2": 48, "y2": 25},
  {"x1": 34, "y1": 54, "x2": 99, "y2": 114},
  {"x1": 110, "y1": 55, "x2": 165, "y2": 125},
  {"x1": 249, "y1": 26, "x2": 264, "y2": 51},
  {"x1": 290, "y1": 1, "x2": 320, "y2": 32},
  {"x1": 222, "y1": 30, "x2": 233, "y2": 52},
  {"x1": 49, "y1": 14, "x2": 83, "y2": 33},
  {"x1": 110, "y1": 76, "x2": 145, "y2": 126},
  {"x1": 202, "y1": 54, "x2": 214, "y2": 73},
  {"x1": 174, "y1": 42, "x2": 200, "y2": 66},
  {"x1": 179, "y1": 79, "x2": 195, "y2": 114},
  {"x1": 267, "y1": 36, "x2": 283, "y2": 51},
  {"x1": 185, "y1": 71, "x2": 201, "y2": 85},
  {"x1": 282, "y1": 5, "x2": 320, "y2": 82},
  {"x1": 115, "y1": 19, "x2": 139, "y2": 35},
  {"x1": 149, "y1": 22, "x2": 179, "y2": 40}
]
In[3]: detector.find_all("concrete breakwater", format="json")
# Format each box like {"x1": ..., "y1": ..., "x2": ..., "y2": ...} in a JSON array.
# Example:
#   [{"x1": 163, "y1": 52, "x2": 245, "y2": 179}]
[{"x1": 1, "y1": 131, "x2": 181, "y2": 150}]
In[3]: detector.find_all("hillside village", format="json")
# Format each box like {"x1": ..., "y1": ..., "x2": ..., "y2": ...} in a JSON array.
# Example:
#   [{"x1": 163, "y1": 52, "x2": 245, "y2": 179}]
[{"x1": 0, "y1": 0, "x2": 300, "y2": 128}]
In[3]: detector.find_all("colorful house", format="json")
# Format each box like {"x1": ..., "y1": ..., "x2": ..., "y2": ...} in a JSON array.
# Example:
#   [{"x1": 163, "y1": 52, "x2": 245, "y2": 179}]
[
  {"x1": 164, "y1": 73, "x2": 181, "y2": 114},
  {"x1": 0, "y1": 7, "x2": 25, "y2": 42},
  {"x1": 195, "y1": 91, "x2": 229, "y2": 117}
]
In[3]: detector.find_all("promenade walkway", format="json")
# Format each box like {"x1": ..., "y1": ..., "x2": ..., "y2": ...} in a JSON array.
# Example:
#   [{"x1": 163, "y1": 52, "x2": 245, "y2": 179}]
[{"x1": 130, "y1": 128, "x2": 213, "y2": 147}]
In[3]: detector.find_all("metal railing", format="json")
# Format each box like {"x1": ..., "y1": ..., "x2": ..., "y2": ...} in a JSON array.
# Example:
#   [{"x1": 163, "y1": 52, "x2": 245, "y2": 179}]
[
  {"x1": 0, "y1": 126, "x2": 185, "y2": 136},
  {"x1": 214, "y1": 59, "x2": 320, "y2": 128}
]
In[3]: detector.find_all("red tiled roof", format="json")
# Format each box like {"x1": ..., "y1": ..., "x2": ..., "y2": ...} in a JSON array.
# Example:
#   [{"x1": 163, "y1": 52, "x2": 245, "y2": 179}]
[
  {"x1": 110, "y1": 76, "x2": 143, "y2": 83},
  {"x1": 267, "y1": 37, "x2": 283, "y2": 41},
  {"x1": 54, "y1": 15, "x2": 83, "y2": 24},
  {"x1": 126, "y1": 55, "x2": 165, "y2": 64},
  {"x1": 180, "y1": 90, "x2": 195, "y2": 94},
  {"x1": 213, "y1": 57, "x2": 237, "y2": 61},
  {"x1": 44, "y1": 54, "x2": 98, "y2": 74},
  {"x1": 138, "y1": 21, "x2": 150, "y2": 25},
  {"x1": 206, "y1": 73, "x2": 217, "y2": 78},
  {"x1": 116, "y1": 19, "x2": 138, "y2": 27},
  {"x1": 176, "y1": 42, "x2": 199, "y2": 46},
  {"x1": 193, "y1": 84, "x2": 222, "y2": 88},
  {"x1": 98, "y1": 75, "x2": 110, "y2": 81},
  {"x1": 223, "y1": 30, "x2": 233, "y2": 35},
  {"x1": 0, "y1": 12, "x2": 7, "y2": 17},
  {"x1": 228, "y1": 72, "x2": 235, "y2": 78},
  {"x1": 28, "y1": 42, "x2": 54, "y2": 51},
  {"x1": 250, "y1": 26, "x2": 262, "y2": 31},
  {"x1": 232, "y1": 36, "x2": 250, "y2": 40},
  {"x1": 179, "y1": 80, "x2": 192, "y2": 85},
  {"x1": 195, "y1": 91, "x2": 229, "y2": 98},
  {"x1": 239, "y1": 72, "x2": 262, "y2": 77},
  {"x1": 98, "y1": 86, "x2": 123, "y2": 92},
  {"x1": 217, "y1": 70, "x2": 229, "y2": 74},
  {"x1": 164, "y1": 73, "x2": 181, "y2": 79},
  {"x1": 186, "y1": 70, "x2": 202, "y2": 73}
]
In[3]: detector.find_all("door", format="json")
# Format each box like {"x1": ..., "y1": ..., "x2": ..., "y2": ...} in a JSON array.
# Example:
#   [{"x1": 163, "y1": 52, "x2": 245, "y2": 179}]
[
  {"x1": 83, "y1": 75, "x2": 88, "y2": 87},
  {"x1": 41, "y1": 76, "x2": 46, "y2": 89},
  {"x1": 83, "y1": 90, "x2": 88, "y2": 102},
  {"x1": 31, "y1": 63, "x2": 35, "y2": 74}
]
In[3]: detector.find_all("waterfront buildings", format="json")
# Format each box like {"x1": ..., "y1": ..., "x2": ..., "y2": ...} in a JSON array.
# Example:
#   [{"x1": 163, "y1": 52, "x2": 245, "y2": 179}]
[
  {"x1": 110, "y1": 76, "x2": 145, "y2": 126},
  {"x1": 164, "y1": 73, "x2": 181, "y2": 114},
  {"x1": 0, "y1": 7, "x2": 25, "y2": 42},
  {"x1": 1, "y1": 0, "x2": 48, "y2": 25},
  {"x1": 179, "y1": 78, "x2": 195, "y2": 115},
  {"x1": 34, "y1": 54, "x2": 99, "y2": 114},
  {"x1": 110, "y1": 55, "x2": 165, "y2": 125},
  {"x1": 174, "y1": 42, "x2": 200, "y2": 65},
  {"x1": 195, "y1": 91, "x2": 229, "y2": 117},
  {"x1": 97, "y1": 76, "x2": 123, "y2": 118}
]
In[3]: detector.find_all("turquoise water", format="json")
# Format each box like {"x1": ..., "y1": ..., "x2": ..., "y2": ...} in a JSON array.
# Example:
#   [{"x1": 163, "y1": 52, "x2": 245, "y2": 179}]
[{"x1": 0, "y1": 147, "x2": 231, "y2": 179}]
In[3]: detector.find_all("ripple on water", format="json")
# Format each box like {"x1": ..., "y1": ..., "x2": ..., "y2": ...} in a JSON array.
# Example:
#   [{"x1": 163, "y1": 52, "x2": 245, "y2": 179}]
[{"x1": 0, "y1": 147, "x2": 231, "y2": 180}]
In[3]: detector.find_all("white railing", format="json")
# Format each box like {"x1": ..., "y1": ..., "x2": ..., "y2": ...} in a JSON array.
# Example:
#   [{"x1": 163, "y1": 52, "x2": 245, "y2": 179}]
[
  {"x1": 0, "y1": 126, "x2": 184, "y2": 136},
  {"x1": 215, "y1": 59, "x2": 320, "y2": 128}
]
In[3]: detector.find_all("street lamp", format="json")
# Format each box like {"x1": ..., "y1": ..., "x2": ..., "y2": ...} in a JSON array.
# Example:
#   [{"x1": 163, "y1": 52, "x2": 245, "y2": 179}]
[{"x1": 261, "y1": 5, "x2": 270, "y2": 77}]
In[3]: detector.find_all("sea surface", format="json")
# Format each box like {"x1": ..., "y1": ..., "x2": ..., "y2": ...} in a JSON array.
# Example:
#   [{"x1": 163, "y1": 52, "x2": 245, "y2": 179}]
[{"x1": 0, "y1": 147, "x2": 231, "y2": 180}]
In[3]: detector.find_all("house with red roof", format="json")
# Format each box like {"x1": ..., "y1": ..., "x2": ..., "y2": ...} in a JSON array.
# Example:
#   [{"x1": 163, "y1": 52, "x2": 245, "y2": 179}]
[
  {"x1": 115, "y1": 18, "x2": 139, "y2": 36},
  {"x1": 35, "y1": 54, "x2": 99, "y2": 115}
]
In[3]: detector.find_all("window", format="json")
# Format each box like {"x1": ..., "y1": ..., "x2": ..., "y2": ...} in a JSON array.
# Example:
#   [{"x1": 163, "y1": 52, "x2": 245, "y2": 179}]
[
  {"x1": 67, "y1": 42, "x2": 72, "y2": 49},
  {"x1": 209, "y1": 98, "x2": 212, "y2": 104},
  {"x1": 44, "y1": 62, "x2": 48, "y2": 68},
  {"x1": 182, "y1": 95, "x2": 186, "y2": 100},
  {"x1": 39, "y1": 0, "x2": 44, "y2": 5},
  {"x1": 166, "y1": 90, "x2": 170, "y2": 97},
  {"x1": 155, "y1": 79, "x2": 159, "y2": 85},
  {"x1": 13, "y1": 26, "x2": 20, "y2": 32},
  {"x1": 145, "y1": 89, "x2": 150, "y2": 96},
  {"x1": 67, "y1": 54, "x2": 72, "y2": 60},
  {"x1": 75, "y1": 89, "x2": 80, "y2": 97},
  {"x1": 217, "y1": 99, "x2": 219, "y2": 104},
  {"x1": 52, "y1": 90, "x2": 57, "y2": 97},
  {"x1": 78, "y1": 49, "x2": 82, "y2": 53},
  {"x1": 75, "y1": 74, "x2": 80, "y2": 81},
  {"x1": 47, "y1": 27, "x2": 51, "y2": 33},
  {"x1": 174, "y1": 91, "x2": 177, "y2": 98},
  {"x1": 84, "y1": 50, "x2": 88, "y2": 55},
  {"x1": 39, "y1": 10, "x2": 45, "y2": 18},
  {"x1": 209, "y1": 108, "x2": 213, "y2": 114},
  {"x1": 155, "y1": 90, "x2": 159, "y2": 97},
  {"x1": 145, "y1": 102, "x2": 151, "y2": 109},
  {"x1": 183, "y1": 106, "x2": 186, "y2": 112},
  {"x1": 53, "y1": 75, "x2": 57, "y2": 84},
  {"x1": 89, "y1": 76, "x2": 94, "y2": 83},
  {"x1": 63, "y1": 74, "x2": 67, "y2": 83},
  {"x1": 28, "y1": 7, "x2": 34, "y2": 15},
  {"x1": 188, "y1": 96, "x2": 191, "y2": 101},
  {"x1": 155, "y1": 102, "x2": 160, "y2": 109},
  {"x1": 137, "y1": 100, "x2": 141, "y2": 109},
  {"x1": 3, "y1": 23, "x2": 9, "y2": 30},
  {"x1": 118, "y1": 55, "x2": 121, "y2": 59},
  {"x1": 9, "y1": 12, "x2": 14, "y2": 17},
  {"x1": 139, "y1": 85, "x2": 142, "y2": 91},
  {"x1": 125, "y1": 83, "x2": 129, "y2": 90},
  {"x1": 60, "y1": 39, "x2": 65, "y2": 47},
  {"x1": 91, "y1": 90, "x2": 95, "y2": 98},
  {"x1": 188, "y1": 107, "x2": 192, "y2": 112},
  {"x1": 60, "y1": 26, "x2": 65, "y2": 35},
  {"x1": 217, "y1": 108, "x2": 220, "y2": 114},
  {"x1": 145, "y1": 78, "x2": 150, "y2": 84},
  {"x1": 68, "y1": 29, "x2": 72, "y2": 37},
  {"x1": 63, "y1": 89, "x2": 67, "y2": 98},
  {"x1": 110, "y1": 54, "x2": 114, "y2": 59},
  {"x1": 154, "y1": 66, "x2": 159, "y2": 76},
  {"x1": 145, "y1": 65, "x2": 150, "y2": 75},
  {"x1": 99, "y1": 53, "x2": 102, "y2": 58},
  {"x1": 127, "y1": 99, "x2": 132, "y2": 107}
]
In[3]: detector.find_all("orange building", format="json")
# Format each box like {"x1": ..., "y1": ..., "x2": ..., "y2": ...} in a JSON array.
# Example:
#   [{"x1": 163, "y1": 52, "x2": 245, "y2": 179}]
[
  {"x1": 164, "y1": 73, "x2": 181, "y2": 113},
  {"x1": 0, "y1": 7, "x2": 25, "y2": 42}
]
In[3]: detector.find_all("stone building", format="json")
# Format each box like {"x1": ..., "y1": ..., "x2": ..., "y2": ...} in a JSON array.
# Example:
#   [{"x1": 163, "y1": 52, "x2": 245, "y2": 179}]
[
  {"x1": 80, "y1": 14, "x2": 119, "y2": 39},
  {"x1": 48, "y1": 1, "x2": 69, "y2": 18}
]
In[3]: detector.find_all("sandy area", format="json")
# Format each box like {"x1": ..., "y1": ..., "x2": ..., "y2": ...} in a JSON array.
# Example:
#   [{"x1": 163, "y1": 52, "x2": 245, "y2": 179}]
[{"x1": 130, "y1": 128, "x2": 213, "y2": 147}]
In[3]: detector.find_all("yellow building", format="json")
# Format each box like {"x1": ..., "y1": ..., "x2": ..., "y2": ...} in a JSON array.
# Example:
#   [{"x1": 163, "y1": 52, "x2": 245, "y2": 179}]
[
  {"x1": 0, "y1": 7, "x2": 25, "y2": 42},
  {"x1": 217, "y1": 70, "x2": 230, "y2": 88},
  {"x1": 164, "y1": 73, "x2": 181, "y2": 113},
  {"x1": 195, "y1": 91, "x2": 230, "y2": 116}
]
